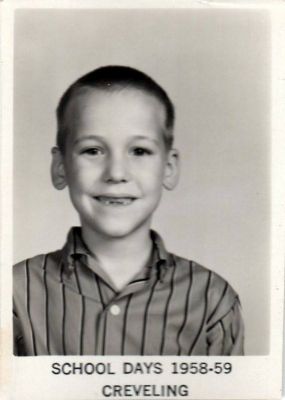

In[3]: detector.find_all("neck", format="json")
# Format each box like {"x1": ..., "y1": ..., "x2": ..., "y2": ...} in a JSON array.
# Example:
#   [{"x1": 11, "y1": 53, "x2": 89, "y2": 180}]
[
  {"x1": 81, "y1": 225, "x2": 153, "y2": 291},
  {"x1": 81, "y1": 225, "x2": 152, "y2": 267}
]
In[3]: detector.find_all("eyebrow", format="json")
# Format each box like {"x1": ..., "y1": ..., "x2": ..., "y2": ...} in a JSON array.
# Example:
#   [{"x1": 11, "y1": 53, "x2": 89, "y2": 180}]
[
  {"x1": 73, "y1": 135, "x2": 160, "y2": 146},
  {"x1": 73, "y1": 135, "x2": 104, "y2": 146}
]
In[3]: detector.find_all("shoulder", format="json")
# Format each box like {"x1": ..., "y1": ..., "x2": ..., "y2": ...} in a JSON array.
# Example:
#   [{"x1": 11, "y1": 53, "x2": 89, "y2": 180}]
[
  {"x1": 13, "y1": 249, "x2": 63, "y2": 285},
  {"x1": 173, "y1": 253, "x2": 238, "y2": 290},
  {"x1": 171, "y1": 253, "x2": 240, "y2": 317}
]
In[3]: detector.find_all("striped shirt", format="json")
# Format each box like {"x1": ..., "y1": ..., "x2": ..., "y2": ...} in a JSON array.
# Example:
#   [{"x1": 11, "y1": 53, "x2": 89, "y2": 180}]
[{"x1": 13, "y1": 227, "x2": 244, "y2": 356}]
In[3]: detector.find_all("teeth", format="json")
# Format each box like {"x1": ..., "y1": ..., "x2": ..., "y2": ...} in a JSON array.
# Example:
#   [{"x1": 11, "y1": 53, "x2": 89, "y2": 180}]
[{"x1": 96, "y1": 197, "x2": 134, "y2": 205}]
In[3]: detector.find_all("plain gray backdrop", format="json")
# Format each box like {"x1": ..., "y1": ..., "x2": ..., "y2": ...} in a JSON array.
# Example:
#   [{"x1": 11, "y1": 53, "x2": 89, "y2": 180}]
[{"x1": 14, "y1": 8, "x2": 270, "y2": 355}]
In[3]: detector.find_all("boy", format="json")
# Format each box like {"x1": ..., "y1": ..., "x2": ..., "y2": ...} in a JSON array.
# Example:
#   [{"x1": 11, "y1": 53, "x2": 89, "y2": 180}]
[{"x1": 13, "y1": 65, "x2": 244, "y2": 356}]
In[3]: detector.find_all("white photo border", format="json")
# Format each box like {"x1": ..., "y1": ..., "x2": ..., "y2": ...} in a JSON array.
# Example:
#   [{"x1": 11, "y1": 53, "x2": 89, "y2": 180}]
[{"x1": 1, "y1": 1, "x2": 285, "y2": 399}]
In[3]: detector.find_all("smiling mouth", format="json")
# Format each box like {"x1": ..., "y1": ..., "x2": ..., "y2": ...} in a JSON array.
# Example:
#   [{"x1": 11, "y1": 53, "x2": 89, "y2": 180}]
[{"x1": 94, "y1": 196, "x2": 137, "y2": 206}]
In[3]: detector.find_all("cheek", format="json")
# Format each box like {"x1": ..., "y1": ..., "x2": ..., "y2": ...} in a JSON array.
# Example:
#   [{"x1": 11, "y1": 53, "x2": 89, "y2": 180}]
[
  {"x1": 143, "y1": 172, "x2": 165, "y2": 196},
  {"x1": 65, "y1": 163, "x2": 96, "y2": 190},
  {"x1": 139, "y1": 163, "x2": 166, "y2": 189},
  {"x1": 65, "y1": 168, "x2": 81, "y2": 189}
]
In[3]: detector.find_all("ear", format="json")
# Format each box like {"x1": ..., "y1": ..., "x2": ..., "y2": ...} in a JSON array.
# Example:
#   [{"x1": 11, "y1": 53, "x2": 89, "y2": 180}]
[
  {"x1": 51, "y1": 147, "x2": 67, "y2": 190},
  {"x1": 163, "y1": 149, "x2": 180, "y2": 190}
]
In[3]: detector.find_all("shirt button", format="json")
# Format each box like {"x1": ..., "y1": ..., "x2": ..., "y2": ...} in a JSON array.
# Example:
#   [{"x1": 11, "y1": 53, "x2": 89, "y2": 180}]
[{"x1": 110, "y1": 304, "x2": 120, "y2": 316}]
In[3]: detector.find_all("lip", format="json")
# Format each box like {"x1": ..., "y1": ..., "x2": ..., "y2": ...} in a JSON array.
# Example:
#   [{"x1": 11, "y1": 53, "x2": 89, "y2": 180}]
[
  {"x1": 94, "y1": 195, "x2": 137, "y2": 206},
  {"x1": 95, "y1": 193, "x2": 138, "y2": 198}
]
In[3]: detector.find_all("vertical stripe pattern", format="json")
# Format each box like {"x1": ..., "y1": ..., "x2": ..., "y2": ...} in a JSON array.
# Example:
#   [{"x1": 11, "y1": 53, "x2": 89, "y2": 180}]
[
  {"x1": 60, "y1": 262, "x2": 66, "y2": 355},
  {"x1": 140, "y1": 276, "x2": 160, "y2": 355},
  {"x1": 42, "y1": 255, "x2": 50, "y2": 355},
  {"x1": 188, "y1": 271, "x2": 212, "y2": 355},
  {"x1": 176, "y1": 261, "x2": 193, "y2": 355},
  {"x1": 13, "y1": 227, "x2": 244, "y2": 356},
  {"x1": 121, "y1": 294, "x2": 133, "y2": 355},
  {"x1": 25, "y1": 260, "x2": 37, "y2": 356},
  {"x1": 159, "y1": 258, "x2": 176, "y2": 355}
]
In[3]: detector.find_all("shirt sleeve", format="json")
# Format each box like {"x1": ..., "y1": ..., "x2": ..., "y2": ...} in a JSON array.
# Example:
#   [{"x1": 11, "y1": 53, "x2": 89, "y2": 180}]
[
  {"x1": 206, "y1": 297, "x2": 244, "y2": 355},
  {"x1": 13, "y1": 310, "x2": 27, "y2": 356}
]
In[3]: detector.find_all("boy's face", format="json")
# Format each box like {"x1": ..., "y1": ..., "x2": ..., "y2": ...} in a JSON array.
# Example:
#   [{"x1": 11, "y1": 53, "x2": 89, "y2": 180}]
[{"x1": 52, "y1": 88, "x2": 179, "y2": 239}]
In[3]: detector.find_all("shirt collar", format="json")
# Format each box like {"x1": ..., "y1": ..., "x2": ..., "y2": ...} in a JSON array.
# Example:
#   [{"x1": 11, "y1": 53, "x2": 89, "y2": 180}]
[
  {"x1": 149, "y1": 230, "x2": 172, "y2": 281},
  {"x1": 61, "y1": 227, "x2": 172, "y2": 281},
  {"x1": 62, "y1": 227, "x2": 91, "y2": 275}
]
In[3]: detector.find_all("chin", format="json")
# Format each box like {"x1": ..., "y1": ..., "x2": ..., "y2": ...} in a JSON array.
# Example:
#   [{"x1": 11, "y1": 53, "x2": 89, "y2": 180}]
[
  {"x1": 98, "y1": 227, "x2": 140, "y2": 239},
  {"x1": 91, "y1": 219, "x2": 150, "y2": 240},
  {"x1": 81, "y1": 210, "x2": 153, "y2": 239}
]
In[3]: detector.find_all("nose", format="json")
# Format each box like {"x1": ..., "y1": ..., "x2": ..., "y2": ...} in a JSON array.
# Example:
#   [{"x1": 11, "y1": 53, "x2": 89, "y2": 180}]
[{"x1": 103, "y1": 152, "x2": 130, "y2": 183}]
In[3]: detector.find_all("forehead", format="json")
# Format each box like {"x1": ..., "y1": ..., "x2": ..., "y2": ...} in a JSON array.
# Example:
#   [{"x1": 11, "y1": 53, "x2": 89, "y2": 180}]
[{"x1": 64, "y1": 87, "x2": 167, "y2": 139}]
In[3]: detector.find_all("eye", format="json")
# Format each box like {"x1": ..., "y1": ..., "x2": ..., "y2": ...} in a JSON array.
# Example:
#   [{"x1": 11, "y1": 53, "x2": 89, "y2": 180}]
[
  {"x1": 131, "y1": 147, "x2": 153, "y2": 156},
  {"x1": 81, "y1": 147, "x2": 104, "y2": 156}
]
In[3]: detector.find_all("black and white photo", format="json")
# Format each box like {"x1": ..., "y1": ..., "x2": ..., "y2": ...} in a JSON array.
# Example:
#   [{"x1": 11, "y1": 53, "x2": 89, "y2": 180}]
[{"x1": 1, "y1": 2, "x2": 284, "y2": 399}]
